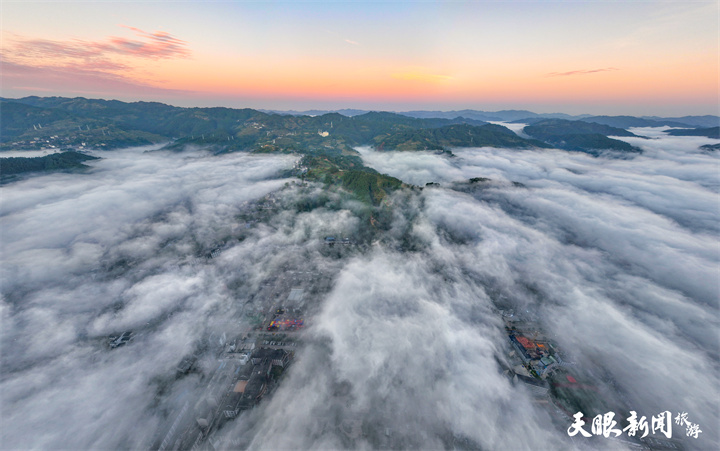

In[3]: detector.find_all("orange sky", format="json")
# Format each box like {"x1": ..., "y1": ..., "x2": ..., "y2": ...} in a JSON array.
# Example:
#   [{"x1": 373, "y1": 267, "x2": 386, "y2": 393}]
[{"x1": 2, "y1": 1, "x2": 718, "y2": 115}]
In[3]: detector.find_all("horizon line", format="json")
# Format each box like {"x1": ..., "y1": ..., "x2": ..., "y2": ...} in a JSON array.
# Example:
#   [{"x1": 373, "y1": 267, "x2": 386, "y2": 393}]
[{"x1": 2, "y1": 95, "x2": 718, "y2": 119}]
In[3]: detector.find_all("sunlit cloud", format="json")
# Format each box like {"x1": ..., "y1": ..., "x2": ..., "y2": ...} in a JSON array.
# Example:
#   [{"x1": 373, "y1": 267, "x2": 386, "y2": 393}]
[
  {"x1": 8, "y1": 26, "x2": 190, "y2": 63},
  {"x1": 115, "y1": 25, "x2": 191, "y2": 59},
  {"x1": 344, "y1": 38, "x2": 359, "y2": 46},
  {"x1": 545, "y1": 67, "x2": 619, "y2": 77},
  {"x1": 1, "y1": 25, "x2": 192, "y2": 98}
]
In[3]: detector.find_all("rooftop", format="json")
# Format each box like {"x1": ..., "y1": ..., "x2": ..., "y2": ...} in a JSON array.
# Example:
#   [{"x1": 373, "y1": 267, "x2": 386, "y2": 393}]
[
  {"x1": 287, "y1": 288, "x2": 305, "y2": 303},
  {"x1": 233, "y1": 381, "x2": 248, "y2": 393}
]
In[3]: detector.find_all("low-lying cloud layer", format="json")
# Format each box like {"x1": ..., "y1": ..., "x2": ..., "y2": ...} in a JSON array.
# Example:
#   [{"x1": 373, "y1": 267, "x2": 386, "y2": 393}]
[
  {"x1": 1, "y1": 128, "x2": 718, "y2": 450},
  {"x1": 1, "y1": 147, "x2": 308, "y2": 449},
  {"x1": 346, "y1": 130, "x2": 719, "y2": 448}
]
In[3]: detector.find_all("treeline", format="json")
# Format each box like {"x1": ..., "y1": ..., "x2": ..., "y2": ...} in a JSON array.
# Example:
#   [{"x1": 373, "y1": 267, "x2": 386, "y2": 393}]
[
  {"x1": 373, "y1": 123, "x2": 549, "y2": 151},
  {"x1": 301, "y1": 151, "x2": 403, "y2": 205},
  {"x1": 666, "y1": 127, "x2": 719, "y2": 139},
  {"x1": 0, "y1": 152, "x2": 99, "y2": 175},
  {"x1": 523, "y1": 119, "x2": 643, "y2": 154},
  {"x1": 2, "y1": 96, "x2": 665, "y2": 156}
]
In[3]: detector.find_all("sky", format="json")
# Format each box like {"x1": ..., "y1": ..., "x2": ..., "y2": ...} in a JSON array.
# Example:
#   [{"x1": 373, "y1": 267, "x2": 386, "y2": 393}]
[{"x1": 1, "y1": 0, "x2": 718, "y2": 116}]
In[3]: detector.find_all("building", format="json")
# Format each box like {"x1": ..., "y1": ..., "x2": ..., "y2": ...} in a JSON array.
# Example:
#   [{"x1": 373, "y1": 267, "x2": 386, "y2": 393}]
[
  {"x1": 509, "y1": 335, "x2": 533, "y2": 362},
  {"x1": 287, "y1": 288, "x2": 305, "y2": 307},
  {"x1": 251, "y1": 348, "x2": 290, "y2": 368},
  {"x1": 267, "y1": 317, "x2": 304, "y2": 331},
  {"x1": 538, "y1": 355, "x2": 558, "y2": 377},
  {"x1": 223, "y1": 364, "x2": 270, "y2": 418}
]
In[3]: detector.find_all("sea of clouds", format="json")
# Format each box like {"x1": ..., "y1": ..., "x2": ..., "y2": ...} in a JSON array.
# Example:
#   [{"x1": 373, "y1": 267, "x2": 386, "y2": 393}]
[{"x1": 1, "y1": 128, "x2": 718, "y2": 450}]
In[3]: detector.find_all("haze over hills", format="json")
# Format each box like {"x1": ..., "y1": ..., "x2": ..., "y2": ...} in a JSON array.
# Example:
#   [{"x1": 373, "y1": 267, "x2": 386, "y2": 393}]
[
  {"x1": 260, "y1": 107, "x2": 719, "y2": 128},
  {"x1": 264, "y1": 108, "x2": 587, "y2": 122},
  {"x1": 5, "y1": 96, "x2": 718, "y2": 186}
]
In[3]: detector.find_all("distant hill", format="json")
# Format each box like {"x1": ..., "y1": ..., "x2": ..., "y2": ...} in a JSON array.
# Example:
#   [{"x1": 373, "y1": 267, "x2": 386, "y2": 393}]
[
  {"x1": 641, "y1": 115, "x2": 719, "y2": 128},
  {"x1": 4, "y1": 97, "x2": 489, "y2": 154},
  {"x1": 581, "y1": 115, "x2": 696, "y2": 129},
  {"x1": 540, "y1": 134, "x2": 641, "y2": 155},
  {"x1": 8, "y1": 96, "x2": 266, "y2": 137},
  {"x1": 373, "y1": 123, "x2": 550, "y2": 151},
  {"x1": 260, "y1": 108, "x2": 370, "y2": 117},
  {"x1": 0, "y1": 99, "x2": 168, "y2": 150},
  {"x1": 700, "y1": 143, "x2": 720, "y2": 151},
  {"x1": 523, "y1": 119, "x2": 638, "y2": 138},
  {"x1": 259, "y1": 108, "x2": 586, "y2": 122},
  {"x1": 0, "y1": 151, "x2": 99, "y2": 176},
  {"x1": 9, "y1": 96, "x2": 712, "y2": 159},
  {"x1": 1, "y1": 101, "x2": 74, "y2": 139},
  {"x1": 251, "y1": 109, "x2": 720, "y2": 129},
  {"x1": 513, "y1": 114, "x2": 719, "y2": 129},
  {"x1": 523, "y1": 119, "x2": 642, "y2": 155},
  {"x1": 398, "y1": 109, "x2": 585, "y2": 122},
  {"x1": 665, "y1": 127, "x2": 720, "y2": 139}
]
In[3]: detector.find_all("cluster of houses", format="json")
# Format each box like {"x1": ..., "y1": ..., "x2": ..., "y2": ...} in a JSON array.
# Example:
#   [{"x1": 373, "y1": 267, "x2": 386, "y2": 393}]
[
  {"x1": 222, "y1": 347, "x2": 292, "y2": 419},
  {"x1": 500, "y1": 310, "x2": 575, "y2": 398},
  {"x1": 509, "y1": 334, "x2": 561, "y2": 378}
]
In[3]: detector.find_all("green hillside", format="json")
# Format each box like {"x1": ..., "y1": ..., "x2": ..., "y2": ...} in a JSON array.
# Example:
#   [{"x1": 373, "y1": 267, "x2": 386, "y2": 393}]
[
  {"x1": 666, "y1": 127, "x2": 719, "y2": 139},
  {"x1": 524, "y1": 119, "x2": 642, "y2": 154},
  {"x1": 0, "y1": 151, "x2": 100, "y2": 175},
  {"x1": 373, "y1": 123, "x2": 549, "y2": 151}
]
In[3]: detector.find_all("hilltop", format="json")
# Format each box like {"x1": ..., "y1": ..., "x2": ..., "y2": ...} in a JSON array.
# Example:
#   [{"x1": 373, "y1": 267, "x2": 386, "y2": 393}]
[
  {"x1": 373, "y1": 123, "x2": 549, "y2": 151},
  {"x1": 523, "y1": 119, "x2": 643, "y2": 155},
  {"x1": 0, "y1": 151, "x2": 100, "y2": 183},
  {"x1": 665, "y1": 127, "x2": 720, "y2": 139},
  {"x1": 3, "y1": 97, "x2": 712, "y2": 157},
  {"x1": 5, "y1": 96, "x2": 717, "y2": 192}
]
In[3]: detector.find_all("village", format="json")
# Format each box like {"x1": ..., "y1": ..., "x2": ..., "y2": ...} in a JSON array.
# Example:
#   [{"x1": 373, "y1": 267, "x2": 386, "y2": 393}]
[{"x1": 500, "y1": 309, "x2": 685, "y2": 450}]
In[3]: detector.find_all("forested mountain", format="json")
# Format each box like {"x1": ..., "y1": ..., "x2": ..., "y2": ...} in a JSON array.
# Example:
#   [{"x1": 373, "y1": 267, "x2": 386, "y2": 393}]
[
  {"x1": 6, "y1": 97, "x2": 709, "y2": 158},
  {"x1": 523, "y1": 119, "x2": 643, "y2": 155},
  {"x1": 373, "y1": 123, "x2": 549, "y2": 151},
  {"x1": 665, "y1": 127, "x2": 720, "y2": 139},
  {"x1": 0, "y1": 151, "x2": 99, "y2": 179}
]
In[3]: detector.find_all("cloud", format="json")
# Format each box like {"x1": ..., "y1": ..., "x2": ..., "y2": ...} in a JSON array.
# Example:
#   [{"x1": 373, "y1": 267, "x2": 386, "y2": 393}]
[
  {"x1": 224, "y1": 250, "x2": 566, "y2": 450},
  {"x1": 0, "y1": 26, "x2": 191, "y2": 98},
  {"x1": 9, "y1": 26, "x2": 190, "y2": 62},
  {"x1": 0, "y1": 146, "x2": 382, "y2": 449},
  {"x1": 1, "y1": 127, "x2": 718, "y2": 450},
  {"x1": 351, "y1": 133, "x2": 719, "y2": 448},
  {"x1": 545, "y1": 67, "x2": 619, "y2": 77},
  {"x1": 344, "y1": 38, "x2": 359, "y2": 46}
]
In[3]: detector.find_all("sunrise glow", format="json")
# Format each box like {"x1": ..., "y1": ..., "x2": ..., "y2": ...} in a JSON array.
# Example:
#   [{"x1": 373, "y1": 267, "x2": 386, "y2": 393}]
[{"x1": 2, "y1": 1, "x2": 718, "y2": 115}]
